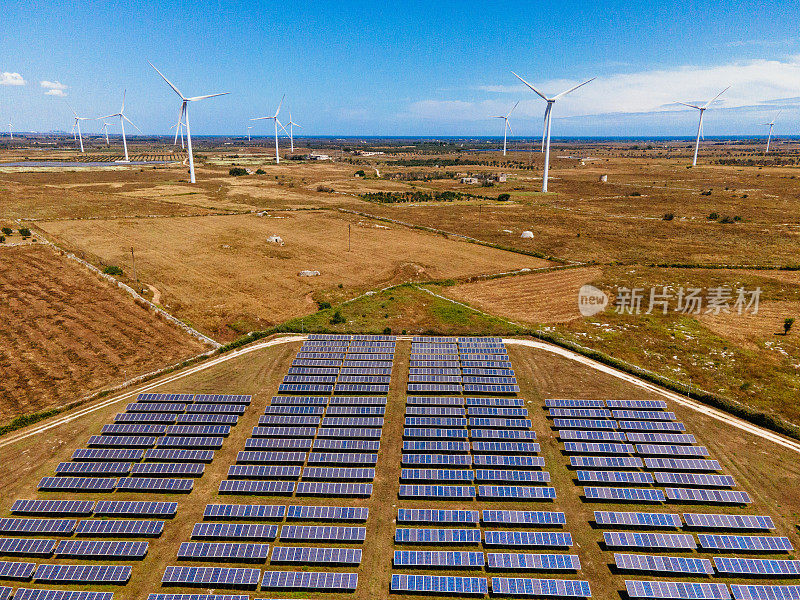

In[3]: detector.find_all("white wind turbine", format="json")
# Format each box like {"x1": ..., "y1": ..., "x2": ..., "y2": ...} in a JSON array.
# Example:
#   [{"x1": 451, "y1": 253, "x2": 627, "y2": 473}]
[
  {"x1": 170, "y1": 118, "x2": 185, "y2": 149},
  {"x1": 101, "y1": 122, "x2": 111, "y2": 145},
  {"x1": 68, "y1": 104, "x2": 92, "y2": 153},
  {"x1": 491, "y1": 101, "x2": 518, "y2": 156},
  {"x1": 252, "y1": 95, "x2": 288, "y2": 163},
  {"x1": 764, "y1": 111, "x2": 781, "y2": 154},
  {"x1": 7, "y1": 120, "x2": 12, "y2": 139},
  {"x1": 286, "y1": 113, "x2": 301, "y2": 153},
  {"x1": 512, "y1": 72, "x2": 595, "y2": 192},
  {"x1": 99, "y1": 90, "x2": 142, "y2": 162},
  {"x1": 149, "y1": 61, "x2": 228, "y2": 183},
  {"x1": 247, "y1": 125, "x2": 253, "y2": 142},
  {"x1": 676, "y1": 86, "x2": 730, "y2": 167}
]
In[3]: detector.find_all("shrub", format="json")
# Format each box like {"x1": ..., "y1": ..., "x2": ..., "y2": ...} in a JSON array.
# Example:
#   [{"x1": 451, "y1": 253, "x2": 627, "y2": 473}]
[
  {"x1": 317, "y1": 185, "x2": 334, "y2": 193},
  {"x1": 317, "y1": 301, "x2": 332, "y2": 310},
  {"x1": 382, "y1": 327, "x2": 392, "y2": 335},
  {"x1": 630, "y1": 191, "x2": 641, "y2": 197},
  {"x1": 0, "y1": 236, "x2": 4, "y2": 243},
  {"x1": 662, "y1": 213, "x2": 674, "y2": 221},
  {"x1": 784, "y1": 318, "x2": 795, "y2": 335},
  {"x1": 733, "y1": 215, "x2": 742, "y2": 222},
  {"x1": 700, "y1": 189, "x2": 712, "y2": 196},
  {"x1": 719, "y1": 215, "x2": 735, "y2": 224},
  {"x1": 497, "y1": 193, "x2": 511, "y2": 201},
  {"x1": 708, "y1": 212, "x2": 719, "y2": 220},
  {"x1": 354, "y1": 170, "x2": 366, "y2": 177},
  {"x1": 1, "y1": 227, "x2": 12, "y2": 235},
  {"x1": 228, "y1": 167, "x2": 248, "y2": 176},
  {"x1": 330, "y1": 309, "x2": 346, "y2": 325},
  {"x1": 103, "y1": 265, "x2": 123, "y2": 276},
  {"x1": 18, "y1": 227, "x2": 31, "y2": 237},
  {"x1": 255, "y1": 168, "x2": 266, "y2": 175}
]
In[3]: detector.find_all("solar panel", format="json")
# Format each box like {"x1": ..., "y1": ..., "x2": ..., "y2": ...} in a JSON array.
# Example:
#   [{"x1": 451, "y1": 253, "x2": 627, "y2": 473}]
[
  {"x1": 101, "y1": 423, "x2": 167, "y2": 435},
  {"x1": 654, "y1": 473, "x2": 735, "y2": 487},
  {"x1": 570, "y1": 456, "x2": 644, "y2": 469},
  {"x1": 126, "y1": 402, "x2": 186, "y2": 413},
  {"x1": 193, "y1": 394, "x2": 252, "y2": 404},
  {"x1": 14, "y1": 591, "x2": 114, "y2": 600},
  {"x1": 329, "y1": 396, "x2": 388, "y2": 405},
  {"x1": 0, "y1": 538, "x2": 56, "y2": 557},
  {"x1": 55, "y1": 540, "x2": 148, "y2": 558},
  {"x1": 463, "y1": 383, "x2": 520, "y2": 394},
  {"x1": 486, "y1": 553, "x2": 580, "y2": 571},
  {"x1": 404, "y1": 428, "x2": 468, "y2": 439},
  {"x1": 391, "y1": 574, "x2": 487, "y2": 595},
  {"x1": 260, "y1": 570, "x2": 358, "y2": 590},
  {"x1": 307, "y1": 452, "x2": 378, "y2": 465},
  {"x1": 474, "y1": 455, "x2": 545, "y2": 468},
  {"x1": 39, "y1": 476, "x2": 117, "y2": 492},
  {"x1": 218, "y1": 480, "x2": 295, "y2": 495},
  {"x1": 406, "y1": 417, "x2": 468, "y2": 427},
  {"x1": 645, "y1": 458, "x2": 721, "y2": 471},
  {"x1": 296, "y1": 482, "x2": 372, "y2": 496},
  {"x1": 88, "y1": 435, "x2": 157, "y2": 447},
  {"x1": 545, "y1": 399, "x2": 606, "y2": 408},
  {"x1": 271, "y1": 546, "x2": 362, "y2": 564},
  {"x1": 684, "y1": 514, "x2": 774, "y2": 530},
  {"x1": 622, "y1": 422, "x2": 686, "y2": 432},
  {"x1": 407, "y1": 397, "x2": 465, "y2": 406},
  {"x1": 731, "y1": 585, "x2": 800, "y2": 600},
  {"x1": 402, "y1": 454, "x2": 472, "y2": 466},
  {"x1": 563, "y1": 442, "x2": 634, "y2": 454},
  {"x1": 317, "y1": 427, "x2": 383, "y2": 438},
  {"x1": 475, "y1": 470, "x2": 551, "y2": 483},
  {"x1": 280, "y1": 525, "x2": 366, "y2": 542},
  {"x1": 594, "y1": 511, "x2": 682, "y2": 528},
  {"x1": 278, "y1": 383, "x2": 335, "y2": 394},
  {"x1": 322, "y1": 416, "x2": 384, "y2": 428},
  {"x1": 698, "y1": 534, "x2": 793, "y2": 552},
  {"x1": 147, "y1": 596, "x2": 247, "y2": 600},
  {"x1": 144, "y1": 449, "x2": 215, "y2": 462},
  {"x1": 0, "y1": 519, "x2": 76, "y2": 535},
  {"x1": 94, "y1": 500, "x2": 178, "y2": 517},
  {"x1": 156, "y1": 436, "x2": 223, "y2": 448},
  {"x1": 465, "y1": 398, "x2": 523, "y2": 407},
  {"x1": 625, "y1": 580, "x2": 730, "y2": 600},
  {"x1": 72, "y1": 448, "x2": 144, "y2": 461},
  {"x1": 491, "y1": 577, "x2": 592, "y2": 597},
  {"x1": 397, "y1": 509, "x2": 479, "y2": 524},
  {"x1": 135, "y1": 393, "x2": 194, "y2": 403},
  {"x1": 604, "y1": 532, "x2": 697, "y2": 549},
  {"x1": 161, "y1": 565, "x2": 260, "y2": 587},
  {"x1": 559, "y1": 430, "x2": 627, "y2": 442},
  {"x1": 398, "y1": 485, "x2": 477, "y2": 498},
  {"x1": 236, "y1": 450, "x2": 306, "y2": 464},
  {"x1": 407, "y1": 406, "x2": 466, "y2": 416},
  {"x1": 481, "y1": 511, "x2": 566, "y2": 526},
  {"x1": 404, "y1": 441, "x2": 471, "y2": 453},
  {"x1": 227, "y1": 464, "x2": 302, "y2": 479},
  {"x1": 548, "y1": 408, "x2": 613, "y2": 418},
  {"x1": 665, "y1": 488, "x2": 751, "y2": 504},
  {"x1": 583, "y1": 487, "x2": 665, "y2": 502},
  {"x1": 176, "y1": 413, "x2": 239, "y2": 425},
  {"x1": 327, "y1": 405, "x2": 385, "y2": 415},
  {"x1": 615, "y1": 553, "x2": 714, "y2": 575},
  {"x1": 401, "y1": 469, "x2": 474, "y2": 482},
  {"x1": 115, "y1": 412, "x2": 178, "y2": 424},
  {"x1": 469, "y1": 420, "x2": 533, "y2": 431},
  {"x1": 131, "y1": 462, "x2": 204, "y2": 477},
  {"x1": 485, "y1": 531, "x2": 572, "y2": 547},
  {"x1": 472, "y1": 441, "x2": 540, "y2": 454},
  {"x1": 116, "y1": 477, "x2": 194, "y2": 493},
  {"x1": 626, "y1": 433, "x2": 697, "y2": 444},
  {"x1": 177, "y1": 541, "x2": 270, "y2": 562},
  {"x1": 34, "y1": 564, "x2": 132, "y2": 583},
  {"x1": 553, "y1": 419, "x2": 617, "y2": 429},
  {"x1": 715, "y1": 558, "x2": 800, "y2": 576},
  {"x1": 303, "y1": 467, "x2": 375, "y2": 480},
  {"x1": 245, "y1": 438, "x2": 313, "y2": 450},
  {"x1": 612, "y1": 410, "x2": 676, "y2": 420},
  {"x1": 204, "y1": 504, "x2": 285, "y2": 520},
  {"x1": 286, "y1": 506, "x2": 368, "y2": 521},
  {"x1": 75, "y1": 520, "x2": 164, "y2": 537},
  {"x1": 251, "y1": 426, "x2": 317, "y2": 438},
  {"x1": 394, "y1": 550, "x2": 484, "y2": 567},
  {"x1": 165, "y1": 425, "x2": 231, "y2": 436},
  {"x1": 468, "y1": 407, "x2": 529, "y2": 417},
  {"x1": 477, "y1": 486, "x2": 557, "y2": 500},
  {"x1": 607, "y1": 400, "x2": 669, "y2": 409},
  {"x1": 192, "y1": 523, "x2": 278, "y2": 540},
  {"x1": 11, "y1": 500, "x2": 94, "y2": 516},
  {"x1": 258, "y1": 415, "x2": 321, "y2": 426},
  {"x1": 0, "y1": 560, "x2": 36, "y2": 579},
  {"x1": 576, "y1": 470, "x2": 654, "y2": 485},
  {"x1": 396, "y1": 528, "x2": 482, "y2": 544},
  {"x1": 408, "y1": 383, "x2": 462, "y2": 393}
]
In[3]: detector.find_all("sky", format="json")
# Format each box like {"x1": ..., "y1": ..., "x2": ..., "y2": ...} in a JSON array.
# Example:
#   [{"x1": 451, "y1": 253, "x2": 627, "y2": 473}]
[{"x1": 3, "y1": 0, "x2": 800, "y2": 137}]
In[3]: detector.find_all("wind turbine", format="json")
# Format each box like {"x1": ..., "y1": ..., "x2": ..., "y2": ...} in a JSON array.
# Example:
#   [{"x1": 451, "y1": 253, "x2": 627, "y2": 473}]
[
  {"x1": 676, "y1": 86, "x2": 730, "y2": 167},
  {"x1": 247, "y1": 125, "x2": 252, "y2": 142},
  {"x1": 149, "y1": 61, "x2": 228, "y2": 183},
  {"x1": 170, "y1": 118, "x2": 185, "y2": 149},
  {"x1": 252, "y1": 95, "x2": 288, "y2": 163},
  {"x1": 99, "y1": 90, "x2": 142, "y2": 162},
  {"x1": 68, "y1": 105, "x2": 92, "y2": 153},
  {"x1": 7, "y1": 120, "x2": 12, "y2": 139},
  {"x1": 512, "y1": 72, "x2": 595, "y2": 192},
  {"x1": 286, "y1": 113, "x2": 301, "y2": 153},
  {"x1": 101, "y1": 122, "x2": 111, "y2": 145},
  {"x1": 764, "y1": 111, "x2": 781, "y2": 154},
  {"x1": 491, "y1": 101, "x2": 518, "y2": 156}
]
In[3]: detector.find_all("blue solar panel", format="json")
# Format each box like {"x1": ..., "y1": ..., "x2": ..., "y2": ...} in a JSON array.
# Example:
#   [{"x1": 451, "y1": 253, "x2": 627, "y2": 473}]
[
  {"x1": 227, "y1": 464, "x2": 302, "y2": 479},
  {"x1": 0, "y1": 538, "x2": 56, "y2": 557},
  {"x1": 731, "y1": 585, "x2": 800, "y2": 600},
  {"x1": 716, "y1": 558, "x2": 800, "y2": 576},
  {"x1": 475, "y1": 470, "x2": 551, "y2": 483},
  {"x1": 564, "y1": 442, "x2": 634, "y2": 454},
  {"x1": 481, "y1": 511, "x2": 566, "y2": 526},
  {"x1": 258, "y1": 415, "x2": 321, "y2": 426},
  {"x1": 623, "y1": 422, "x2": 686, "y2": 432},
  {"x1": 0, "y1": 519, "x2": 76, "y2": 535},
  {"x1": 11, "y1": 500, "x2": 94, "y2": 516},
  {"x1": 94, "y1": 501, "x2": 177, "y2": 517},
  {"x1": 165, "y1": 425, "x2": 231, "y2": 436},
  {"x1": 193, "y1": 394, "x2": 252, "y2": 404},
  {"x1": 307, "y1": 452, "x2": 378, "y2": 465},
  {"x1": 144, "y1": 449, "x2": 215, "y2": 462},
  {"x1": 101, "y1": 423, "x2": 167, "y2": 435},
  {"x1": 397, "y1": 509, "x2": 479, "y2": 524},
  {"x1": 115, "y1": 412, "x2": 178, "y2": 423},
  {"x1": 407, "y1": 406, "x2": 466, "y2": 416},
  {"x1": 553, "y1": 419, "x2": 617, "y2": 429},
  {"x1": 236, "y1": 450, "x2": 306, "y2": 464},
  {"x1": 465, "y1": 398, "x2": 523, "y2": 407},
  {"x1": 491, "y1": 577, "x2": 592, "y2": 597},
  {"x1": 280, "y1": 525, "x2": 366, "y2": 541},
  {"x1": 472, "y1": 441, "x2": 540, "y2": 454},
  {"x1": 251, "y1": 426, "x2": 317, "y2": 438},
  {"x1": 612, "y1": 410, "x2": 676, "y2": 420},
  {"x1": 271, "y1": 546, "x2": 362, "y2": 564},
  {"x1": 204, "y1": 504, "x2": 285, "y2": 520},
  {"x1": 559, "y1": 430, "x2": 627, "y2": 442},
  {"x1": 684, "y1": 514, "x2": 774, "y2": 530},
  {"x1": 570, "y1": 456, "x2": 644, "y2": 469},
  {"x1": 322, "y1": 416, "x2": 384, "y2": 427},
  {"x1": 545, "y1": 399, "x2": 606, "y2": 408},
  {"x1": 399, "y1": 485, "x2": 476, "y2": 498},
  {"x1": 76, "y1": 520, "x2": 164, "y2": 536},
  {"x1": 88, "y1": 435, "x2": 156, "y2": 447},
  {"x1": 116, "y1": 477, "x2": 194, "y2": 492},
  {"x1": 126, "y1": 402, "x2": 187, "y2": 413},
  {"x1": 407, "y1": 397, "x2": 465, "y2": 406},
  {"x1": 176, "y1": 413, "x2": 239, "y2": 425},
  {"x1": 404, "y1": 441, "x2": 470, "y2": 453},
  {"x1": 131, "y1": 462, "x2": 204, "y2": 476},
  {"x1": 218, "y1": 480, "x2": 295, "y2": 495},
  {"x1": 486, "y1": 553, "x2": 580, "y2": 571},
  {"x1": 474, "y1": 455, "x2": 545, "y2": 468},
  {"x1": 655, "y1": 473, "x2": 735, "y2": 487},
  {"x1": 396, "y1": 528, "x2": 481, "y2": 544},
  {"x1": 698, "y1": 534, "x2": 793, "y2": 552},
  {"x1": 549, "y1": 408, "x2": 613, "y2": 418},
  {"x1": 665, "y1": 489, "x2": 751, "y2": 504},
  {"x1": 55, "y1": 540, "x2": 148, "y2": 558},
  {"x1": 192, "y1": 523, "x2": 278, "y2": 540},
  {"x1": 286, "y1": 506, "x2": 368, "y2": 521},
  {"x1": 607, "y1": 400, "x2": 669, "y2": 409},
  {"x1": 317, "y1": 427, "x2": 382, "y2": 438},
  {"x1": 577, "y1": 470, "x2": 654, "y2": 485},
  {"x1": 147, "y1": 596, "x2": 248, "y2": 600},
  {"x1": 626, "y1": 433, "x2": 697, "y2": 444},
  {"x1": 615, "y1": 554, "x2": 714, "y2": 575},
  {"x1": 177, "y1": 541, "x2": 269, "y2": 561},
  {"x1": 477, "y1": 486, "x2": 557, "y2": 500},
  {"x1": 404, "y1": 428, "x2": 468, "y2": 439},
  {"x1": 393, "y1": 550, "x2": 484, "y2": 567},
  {"x1": 402, "y1": 454, "x2": 472, "y2": 466},
  {"x1": 469, "y1": 419, "x2": 533, "y2": 430},
  {"x1": 604, "y1": 532, "x2": 697, "y2": 549},
  {"x1": 296, "y1": 482, "x2": 372, "y2": 496},
  {"x1": 156, "y1": 436, "x2": 223, "y2": 448},
  {"x1": 245, "y1": 438, "x2": 313, "y2": 450},
  {"x1": 34, "y1": 564, "x2": 132, "y2": 583},
  {"x1": 645, "y1": 458, "x2": 721, "y2": 471},
  {"x1": 54, "y1": 462, "x2": 129, "y2": 476},
  {"x1": 401, "y1": 469, "x2": 474, "y2": 482},
  {"x1": 72, "y1": 448, "x2": 144, "y2": 461},
  {"x1": 485, "y1": 531, "x2": 572, "y2": 547},
  {"x1": 260, "y1": 570, "x2": 358, "y2": 590},
  {"x1": 327, "y1": 405, "x2": 385, "y2": 415},
  {"x1": 391, "y1": 574, "x2": 487, "y2": 595},
  {"x1": 303, "y1": 467, "x2": 375, "y2": 480},
  {"x1": 583, "y1": 487, "x2": 665, "y2": 502},
  {"x1": 406, "y1": 417, "x2": 468, "y2": 427},
  {"x1": 625, "y1": 580, "x2": 730, "y2": 599},
  {"x1": 162, "y1": 566, "x2": 260, "y2": 587},
  {"x1": 15, "y1": 590, "x2": 114, "y2": 600},
  {"x1": 0, "y1": 560, "x2": 36, "y2": 579},
  {"x1": 594, "y1": 512, "x2": 682, "y2": 528}
]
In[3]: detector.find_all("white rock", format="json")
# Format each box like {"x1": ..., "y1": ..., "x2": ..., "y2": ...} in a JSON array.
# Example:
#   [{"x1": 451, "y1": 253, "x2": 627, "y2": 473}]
[
  {"x1": 298, "y1": 270, "x2": 320, "y2": 277},
  {"x1": 520, "y1": 230, "x2": 534, "y2": 239}
]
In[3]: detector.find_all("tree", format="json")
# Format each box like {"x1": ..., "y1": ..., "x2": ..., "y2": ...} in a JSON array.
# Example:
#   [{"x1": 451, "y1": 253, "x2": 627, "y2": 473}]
[
  {"x1": 784, "y1": 318, "x2": 795, "y2": 335},
  {"x1": 18, "y1": 227, "x2": 31, "y2": 237},
  {"x1": 1, "y1": 227, "x2": 12, "y2": 235}
]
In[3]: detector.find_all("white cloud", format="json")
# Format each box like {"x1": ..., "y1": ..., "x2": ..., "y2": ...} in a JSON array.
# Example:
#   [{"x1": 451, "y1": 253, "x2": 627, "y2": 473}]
[
  {"x1": 0, "y1": 72, "x2": 26, "y2": 86},
  {"x1": 45, "y1": 89, "x2": 67, "y2": 97},
  {"x1": 41, "y1": 80, "x2": 68, "y2": 97}
]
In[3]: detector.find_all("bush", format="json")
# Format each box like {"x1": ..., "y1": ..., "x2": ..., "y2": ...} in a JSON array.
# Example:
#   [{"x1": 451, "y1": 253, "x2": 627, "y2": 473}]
[
  {"x1": 497, "y1": 193, "x2": 511, "y2": 201},
  {"x1": 0, "y1": 236, "x2": 4, "y2": 243},
  {"x1": 785, "y1": 318, "x2": 795, "y2": 335},
  {"x1": 1, "y1": 227, "x2": 12, "y2": 235},
  {"x1": 255, "y1": 168, "x2": 266, "y2": 175},
  {"x1": 330, "y1": 309, "x2": 346, "y2": 325},
  {"x1": 733, "y1": 215, "x2": 742, "y2": 222},
  {"x1": 103, "y1": 265, "x2": 123, "y2": 276},
  {"x1": 317, "y1": 301, "x2": 332, "y2": 310},
  {"x1": 317, "y1": 185, "x2": 334, "y2": 193},
  {"x1": 662, "y1": 213, "x2": 674, "y2": 221},
  {"x1": 630, "y1": 191, "x2": 641, "y2": 197},
  {"x1": 708, "y1": 212, "x2": 719, "y2": 220},
  {"x1": 719, "y1": 215, "x2": 735, "y2": 224},
  {"x1": 700, "y1": 189, "x2": 712, "y2": 196},
  {"x1": 18, "y1": 227, "x2": 31, "y2": 237},
  {"x1": 354, "y1": 170, "x2": 366, "y2": 177},
  {"x1": 382, "y1": 327, "x2": 392, "y2": 335},
  {"x1": 228, "y1": 167, "x2": 248, "y2": 176}
]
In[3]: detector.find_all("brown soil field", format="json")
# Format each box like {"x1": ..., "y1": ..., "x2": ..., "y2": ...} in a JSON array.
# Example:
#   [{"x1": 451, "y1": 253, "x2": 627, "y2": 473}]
[
  {"x1": 37, "y1": 211, "x2": 551, "y2": 338},
  {"x1": 0, "y1": 244, "x2": 208, "y2": 423},
  {"x1": 1, "y1": 340, "x2": 799, "y2": 600},
  {"x1": 439, "y1": 266, "x2": 603, "y2": 324}
]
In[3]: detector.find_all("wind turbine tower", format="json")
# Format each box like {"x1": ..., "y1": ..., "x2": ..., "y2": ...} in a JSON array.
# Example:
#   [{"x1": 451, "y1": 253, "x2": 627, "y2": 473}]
[
  {"x1": 764, "y1": 111, "x2": 781, "y2": 154},
  {"x1": 252, "y1": 95, "x2": 288, "y2": 163},
  {"x1": 676, "y1": 86, "x2": 730, "y2": 167},
  {"x1": 491, "y1": 101, "x2": 518, "y2": 156},
  {"x1": 512, "y1": 72, "x2": 595, "y2": 192},
  {"x1": 286, "y1": 113, "x2": 301, "y2": 153},
  {"x1": 99, "y1": 90, "x2": 142, "y2": 162}
]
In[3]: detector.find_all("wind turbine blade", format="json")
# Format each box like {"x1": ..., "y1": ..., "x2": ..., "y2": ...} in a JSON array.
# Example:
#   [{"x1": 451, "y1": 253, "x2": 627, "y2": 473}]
[
  {"x1": 121, "y1": 89, "x2": 126, "y2": 113},
  {"x1": 66, "y1": 103, "x2": 78, "y2": 117},
  {"x1": 490, "y1": 116, "x2": 506, "y2": 119},
  {"x1": 276, "y1": 119, "x2": 288, "y2": 135},
  {"x1": 294, "y1": 123, "x2": 302, "y2": 128},
  {"x1": 702, "y1": 85, "x2": 730, "y2": 109},
  {"x1": 251, "y1": 116, "x2": 271, "y2": 121},
  {"x1": 187, "y1": 92, "x2": 229, "y2": 101},
  {"x1": 97, "y1": 113, "x2": 118, "y2": 120},
  {"x1": 506, "y1": 121, "x2": 513, "y2": 135},
  {"x1": 676, "y1": 101, "x2": 702, "y2": 110},
  {"x1": 553, "y1": 77, "x2": 596, "y2": 99},
  {"x1": 274, "y1": 94, "x2": 285, "y2": 118},
  {"x1": 506, "y1": 100, "x2": 519, "y2": 118},
  {"x1": 512, "y1": 72, "x2": 549, "y2": 101},
  {"x1": 123, "y1": 114, "x2": 143, "y2": 134},
  {"x1": 148, "y1": 61, "x2": 185, "y2": 99}
]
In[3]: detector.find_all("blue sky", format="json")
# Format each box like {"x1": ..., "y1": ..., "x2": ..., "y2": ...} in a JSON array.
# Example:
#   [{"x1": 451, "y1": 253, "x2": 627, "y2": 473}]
[{"x1": 3, "y1": 0, "x2": 800, "y2": 136}]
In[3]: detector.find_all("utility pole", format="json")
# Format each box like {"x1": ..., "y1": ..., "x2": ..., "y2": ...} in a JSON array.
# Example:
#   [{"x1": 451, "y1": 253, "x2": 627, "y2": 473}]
[
  {"x1": 130, "y1": 247, "x2": 137, "y2": 281},
  {"x1": 348, "y1": 224, "x2": 351, "y2": 252}
]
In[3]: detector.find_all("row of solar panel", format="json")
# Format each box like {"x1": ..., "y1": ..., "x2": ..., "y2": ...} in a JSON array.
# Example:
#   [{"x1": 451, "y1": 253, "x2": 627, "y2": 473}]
[
  {"x1": 269, "y1": 395, "x2": 388, "y2": 405},
  {"x1": 546, "y1": 398, "x2": 668, "y2": 409},
  {"x1": 402, "y1": 454, "x2": 544, "y2": 467},
  {"x1": 0, "y1": 539, "x2": 148, "y2": 558},
  {"x1": 407, "y1": 397, "x2": 524, "y2": 406},
  {"x1": 126, "y1": 403, "x2": 247, "y2": 414},
  {"x1": 392, "y1": 551, "x2": 580, "y2": 570},
  {"x1": 549, "y1": 408, "x2": 675, "y2": 420},
  {"x1": 594, "y1": 511, "x2": 774, "y2": 530},
  {"x1": 403, "y1": 428, "x2": 536, "y2": 439},
  {"x1": 238, "y1": 451, "x2": 377, "y2": 464},
  {"x1": 37, "y1": 477, "x2": 194, "y2": 493},
  {"x1": 403, "y1": 441, "x2": 540, "y2": 453},
  {"x1": 553, "y1": 418, "x2": 686, "y2": 431},
  {"x1": 72, "y1": 448, "x2": 215, "y2": 462},
  {"x1": 0, "y1": 563, "x2": 131, "y2": 583},
  {"x1": 397, "y1": 509, "x2": 566, "y2": 525},
  {"x1": 54, "y1": 462, "x2": 205, "y2": 476},
  {"x1": 0, "y1": 518, "x2": 164, "y2": 536},
  {"x1": 115, "y1": 413, "x2": 239, "y2": 424},
  {"x1": 407, "y1": 383, "x2": 521, "y2": 394},
  {"x1": 626, "y1": 580, "x2": 800, "y2": 600},
  {"x1": 574, "y1": 470, "x2": 735, "y2": 487},
  {"x1": 398, "y1": 485, "x2": 556, "y2": 499},
  {"x1": 390, "y1": 575, "x2": 591, "y2": 597},
  {"x1": 133, "y1": 394, "x2": 251, "y2": 404},
  {"x1": 162, "y1": 566, "x2": 359, "y2": 589},
  {"x1": 615, "y1": 554, "x2": 800, "y2": 577},
  {"x1": 604, "y1": 531, "x2": 793, "y2": 551},
  {"x1": 583, "y1": 487, "x2": 751, "y2": 504},
  {"x1": 86, "y1": 435, "x2": 224, "y2": 448},
  {"x1": 227, "y1": 465, "x2": 375, "y2": 480},
  {"x1": 202, "y1": 504, "x2": 368, "y2": 521},
  {"x1": 218, "y1": 481, "x2": 372, "y2": 495},
  {"x1": 395, "y1": 529, "x2": 572, "y2": 546}
]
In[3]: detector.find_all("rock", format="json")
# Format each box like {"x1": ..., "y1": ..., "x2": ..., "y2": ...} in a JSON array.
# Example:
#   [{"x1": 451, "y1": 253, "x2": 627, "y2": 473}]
[
  {"x1": 298, "y1": 270, "x2": 320, "y2": 277},
  {"x1": 599, "y1": 174, "x2": 608, "y2": 183},
  {"x1": 520, "y1": 231, "x2": 534, "y2": 239},
  {"x1": 267, "y1": 235, "x2": 284, "y2": 246}
]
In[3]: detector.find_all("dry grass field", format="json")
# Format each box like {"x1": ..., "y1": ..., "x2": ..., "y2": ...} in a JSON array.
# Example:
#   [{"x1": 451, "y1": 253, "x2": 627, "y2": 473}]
[
  {"x1": 1, "y1": 339, "x2": 799, "y2": 600},
  {"x1": 37, "y1": 211, "x2": 550, "y2": 338},
  {"x1": 0, "y1": 244, "x2": 208, "y2": 423}
]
